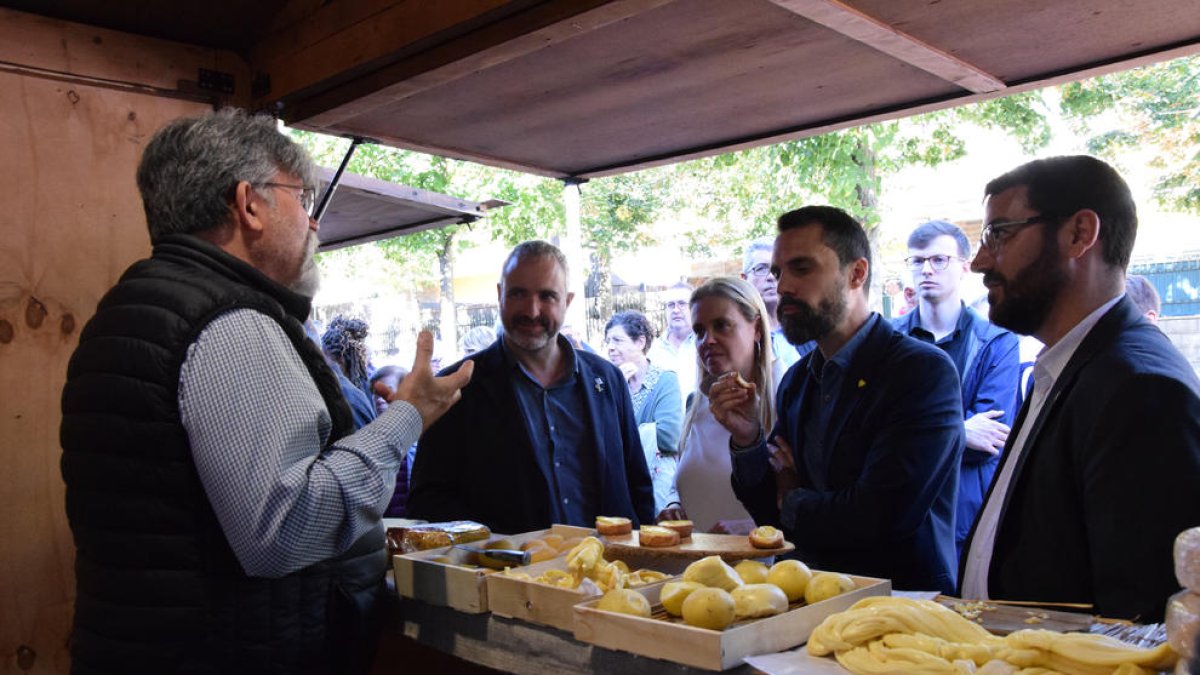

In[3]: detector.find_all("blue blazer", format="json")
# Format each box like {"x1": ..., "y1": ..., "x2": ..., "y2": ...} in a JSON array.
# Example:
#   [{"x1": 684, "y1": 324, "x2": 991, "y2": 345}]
[
  {"x1": 964, "y1": 297, "x2": 1200, "y2": 621},
  {"x1": 732, "y1": 316, "x2": 965, "y2": 592},
  {"x1": 407, "y1": 340, "x2": 655, "y2": 534},
  {"x1": 894, "y1": 306, "x2": 1020, "y2": 548}
]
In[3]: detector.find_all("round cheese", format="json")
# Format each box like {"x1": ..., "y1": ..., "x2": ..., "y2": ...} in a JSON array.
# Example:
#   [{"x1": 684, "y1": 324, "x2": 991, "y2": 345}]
[
  {"x1": 1166, "y1": 589, "x2": 1200, "y2": 662},
  {"x1": 1176, "y1": 527, "x2": 1200, "y2": 592}
]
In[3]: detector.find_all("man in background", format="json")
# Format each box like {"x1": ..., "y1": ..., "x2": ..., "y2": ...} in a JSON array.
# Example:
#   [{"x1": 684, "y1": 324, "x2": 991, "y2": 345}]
[
  {"x1": 647, "y1": 281, "x2": 699, "y2": 404},
  {"x1": 742, "y1": 236, "x2": 814, "y2": 372},
  {"x1": 1125, "y1": 273, "x2": 1162, "y2": 324},
  {"x1": 894, "y1": 220, "x2": 1020, "y2": 558},
  {"x1": 409, "y1": 240, "x2": 654, "y2": 533}
]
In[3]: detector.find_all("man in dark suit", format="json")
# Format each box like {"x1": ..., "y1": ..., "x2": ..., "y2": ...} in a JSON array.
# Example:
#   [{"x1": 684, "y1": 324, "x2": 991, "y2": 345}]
[
  {"x1": 716, "y1": 206, "x2": 964, "y2": 593},
  {"x1": 961, "y1": 155, "x2": 1200, "y2": 621},
  {"x1": 408, "y1": 240, "x2": 655, "y2": 534}
]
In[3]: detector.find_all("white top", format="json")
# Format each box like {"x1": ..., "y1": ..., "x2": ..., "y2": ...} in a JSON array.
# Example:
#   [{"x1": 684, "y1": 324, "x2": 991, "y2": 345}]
[
  {"x1": 961, "y1": 295, "x2": 1122, "y2": 599},
  {"x1": 647, "y1": 334, "x2": 698, "y2": 407},
  {"x1": 674, "y1": 359, "x2": 785, "y2": 532},
  {"x1": 675, "y1": 393, "x2": 754, "y2": 532}
]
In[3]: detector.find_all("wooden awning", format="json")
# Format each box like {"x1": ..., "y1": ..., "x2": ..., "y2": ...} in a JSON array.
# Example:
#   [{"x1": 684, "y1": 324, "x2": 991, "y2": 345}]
[
  {"x1": 314, "y1": 166, "x2": 500, "y2": 251},
  {"x1": 11, "y1": 0, "x2": 1200, "y2": 178}
]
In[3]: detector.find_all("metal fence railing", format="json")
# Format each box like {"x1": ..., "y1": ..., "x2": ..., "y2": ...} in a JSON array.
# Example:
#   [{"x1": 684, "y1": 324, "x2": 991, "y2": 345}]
[{"x1": 1130, "y1": 259, "x2": 1200, "y2": 317}]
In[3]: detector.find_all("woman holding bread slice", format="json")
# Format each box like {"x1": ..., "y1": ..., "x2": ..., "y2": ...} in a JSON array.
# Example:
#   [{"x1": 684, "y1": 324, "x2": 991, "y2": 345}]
[{"x1": 659, "y1": 277, "x2": 781, "y2": 535}]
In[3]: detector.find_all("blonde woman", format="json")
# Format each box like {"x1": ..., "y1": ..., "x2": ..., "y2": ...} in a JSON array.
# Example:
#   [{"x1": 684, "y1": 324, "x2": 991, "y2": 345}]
[{"x1": 658, "y1": 277, "x2": 781, "y2": 534}]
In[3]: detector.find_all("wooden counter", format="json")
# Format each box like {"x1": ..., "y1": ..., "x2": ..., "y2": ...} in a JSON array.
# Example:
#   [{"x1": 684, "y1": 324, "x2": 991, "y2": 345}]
[{"x1": 382, "y1": 596, "x2": 759, "y2": 674}]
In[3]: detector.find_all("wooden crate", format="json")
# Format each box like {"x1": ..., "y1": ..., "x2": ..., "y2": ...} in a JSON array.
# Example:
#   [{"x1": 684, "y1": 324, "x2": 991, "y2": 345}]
[
  {"x1": 572, "y1": 573, "x2": 891, "y2": 671},
  {"x1": 392, "y1": 524, "x2": 592, "y2": 613},
  {"x1": 486, "y1": 555, "x2": 674, "y2": 631}
]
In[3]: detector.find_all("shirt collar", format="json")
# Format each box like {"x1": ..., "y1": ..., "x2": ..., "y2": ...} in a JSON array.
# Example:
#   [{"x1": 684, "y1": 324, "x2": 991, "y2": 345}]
[
  {"x1": 809, "y1": 313, "x2": 879, "y2": 377},
  {"x1": 500, "y1": 332, "x2": 581, "y2": 378},
  {"x1": 909, "y1": 302, "x2": 970, "y2": 339},
  {"x1": 1033, "y1": 294, "x2": 1123, "y2": 389}
]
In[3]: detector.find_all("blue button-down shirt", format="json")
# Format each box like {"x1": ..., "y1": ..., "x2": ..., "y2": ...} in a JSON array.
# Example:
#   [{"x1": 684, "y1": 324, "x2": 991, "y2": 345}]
[
  {"x1": 504, "y1": 336, "x2": 598, "y2": 526},
  {"x1": 801, "y1": 314, "x2": 878, "y2": 488}
]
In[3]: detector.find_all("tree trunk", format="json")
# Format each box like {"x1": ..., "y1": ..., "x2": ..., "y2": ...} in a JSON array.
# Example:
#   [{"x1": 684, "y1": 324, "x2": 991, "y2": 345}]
[
  {"x1": 852, "y1": 138, "x2": 886, "y2": 309},
  {"x1": 437, "y1": 230, "x2": 458, "y2": 356},
  {"x1": 594, "y1": 249, "x2": 613, "y2": 339}
]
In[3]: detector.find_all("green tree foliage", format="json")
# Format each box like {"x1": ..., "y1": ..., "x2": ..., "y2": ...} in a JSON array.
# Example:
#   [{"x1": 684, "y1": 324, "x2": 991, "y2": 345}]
[{"x1": 1059, "y1": 55, "x2": 1200, "y2": 213}]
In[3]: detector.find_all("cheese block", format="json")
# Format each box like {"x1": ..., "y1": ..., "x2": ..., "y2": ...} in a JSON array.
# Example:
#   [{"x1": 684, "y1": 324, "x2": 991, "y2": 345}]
[
  {"x1": 1176, "y1": 527, "x2": 1200, "y2": 592},
  {"x1": 1166, "y1": 589, "x2": 1200, "y2": 662}
]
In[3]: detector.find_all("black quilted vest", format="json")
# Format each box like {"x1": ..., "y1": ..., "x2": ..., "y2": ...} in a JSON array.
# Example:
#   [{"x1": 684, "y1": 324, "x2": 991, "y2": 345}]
[{"x1": 60, "y1": 234, "x2": 385, "y2": 674}]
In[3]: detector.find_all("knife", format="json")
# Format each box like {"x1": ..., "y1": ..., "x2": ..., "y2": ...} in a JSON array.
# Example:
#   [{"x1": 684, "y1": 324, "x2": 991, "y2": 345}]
[{"x1": 453, "y1": 545, "x2": 532, "y2": 567}]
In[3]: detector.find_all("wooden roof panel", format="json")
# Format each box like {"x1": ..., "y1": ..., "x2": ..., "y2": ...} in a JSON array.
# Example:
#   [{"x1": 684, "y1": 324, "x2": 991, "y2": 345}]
[{"x1": 333, "y1": 0, "x2": 957, "y2": 176}]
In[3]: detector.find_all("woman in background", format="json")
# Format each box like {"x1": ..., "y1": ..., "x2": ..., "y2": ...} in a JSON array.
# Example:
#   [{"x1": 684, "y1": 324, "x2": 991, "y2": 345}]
[
  {"x1": 604, "y1": 310, "x2": 683, "y2": 515},
  {"x1": 659, "y1": 277, "x2": 779, "y2": 534}
]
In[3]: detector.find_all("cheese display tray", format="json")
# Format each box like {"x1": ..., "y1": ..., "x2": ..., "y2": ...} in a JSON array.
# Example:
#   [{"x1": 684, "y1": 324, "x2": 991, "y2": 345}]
[
  {"x1": 573, "y1": 573, "x2": 891, "y2": 671},
  {"x1": 486, "y1": 555, "x2": 674, "y2": 631},
  {"x1": 601, "y1": 532, "x2": 794, "y2": 575},
  {"x1": 392, "y1": 524, "x2": 592, "y2": 613}
]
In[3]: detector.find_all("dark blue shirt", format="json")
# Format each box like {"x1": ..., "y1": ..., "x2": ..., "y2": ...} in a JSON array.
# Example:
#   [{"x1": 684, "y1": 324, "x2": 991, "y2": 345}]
[
  {"x1": 800, "y1": 314, "x2": 879, "y2": 489},
  {"x1": 504, "y1": 336, "x2": 598, "y2": 526},
  {"x1": 905, "y1": 303, "x2": 973, "y2": 378}
]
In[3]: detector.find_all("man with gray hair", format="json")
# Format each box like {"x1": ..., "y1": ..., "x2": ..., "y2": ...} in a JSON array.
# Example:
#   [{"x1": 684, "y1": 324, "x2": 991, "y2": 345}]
[
  {"x1": 741, "y1": 235, "x2": 814, "y2": 371},
  {"x1": 409, "y1": 240, "x2": 655, "y2": 533},
  {"x1": 60, "y1": 109, "x2": 472, "y2": 673}
]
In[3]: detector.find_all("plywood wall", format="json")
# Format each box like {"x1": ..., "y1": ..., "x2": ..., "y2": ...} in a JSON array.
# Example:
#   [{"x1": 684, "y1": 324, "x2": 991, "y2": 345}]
[{"x1": 0, "y1": 60, "x2": 217, "y2": 675}]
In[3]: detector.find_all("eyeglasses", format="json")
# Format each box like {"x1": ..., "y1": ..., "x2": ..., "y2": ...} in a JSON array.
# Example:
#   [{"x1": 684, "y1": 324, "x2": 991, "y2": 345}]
[
  {"x1": 904, "y1": 254, "x2": 962, "y2": 271},
  {"x1": 746, "y1": 263, "x2": 773, "y2": 278},
  {"x1": 664, "y1": 300, "x2": 689, "y2": 310},
  {"x1": 262, "y1": 182, "x2": 317, "y2": 216},
  {"x1": 979, "y1": 215, "x2": 1061, "y2": 251}
]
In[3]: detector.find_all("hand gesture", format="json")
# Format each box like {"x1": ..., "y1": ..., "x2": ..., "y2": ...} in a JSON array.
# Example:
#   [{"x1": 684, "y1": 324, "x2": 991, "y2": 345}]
[
  {"x1": 708, "y1": 372, "x2": 761, "y2": 447},
  {"x1": 964, "y1": 410, "x2": 1010, "y2": 456},
  {"x1": 768, "y1": 435, "x2": 800, "y2": 510},
  {"x1": 373, "y1": 331, "x2": 475, "y2": 432}
]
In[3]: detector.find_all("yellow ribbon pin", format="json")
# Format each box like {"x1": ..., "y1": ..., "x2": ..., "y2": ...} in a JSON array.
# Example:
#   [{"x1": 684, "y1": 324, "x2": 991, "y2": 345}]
[{"x1": 857, "y1": 379, "x2": 866, "y2": 388}]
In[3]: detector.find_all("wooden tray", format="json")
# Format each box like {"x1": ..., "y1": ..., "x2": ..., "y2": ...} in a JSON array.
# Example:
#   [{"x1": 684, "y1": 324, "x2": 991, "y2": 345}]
[
  {"x1": 486, "y1": 555, "x2": 675, "y2": 631},
  {"x1": 936, "y1": 596, "x2": 1095, "y2": 635},
  {"x1": 393, "y1": 524, "x2": 592, "y2": 614},
  {"x1": 601, "y1": 532, "x2": 794, "y2": 575},
  {"x1": 573, "y1": 572, "x2": 891, "y2": 671}
]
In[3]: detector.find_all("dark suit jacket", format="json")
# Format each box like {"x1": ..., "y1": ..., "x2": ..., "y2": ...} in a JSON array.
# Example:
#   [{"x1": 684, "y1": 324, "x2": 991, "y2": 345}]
[
  {"x1": 732, "y1": 315, "x2": 965, "y2": 592},
  {"x1": 407, "y1": 340, "x2": 655, "y2": 534},
  {"x1": 895, "y1": 306, "x2": 1021, "y2": 548},
  {"x1": 965, "y1": 297, "x2": 1200, "y2": 621}
]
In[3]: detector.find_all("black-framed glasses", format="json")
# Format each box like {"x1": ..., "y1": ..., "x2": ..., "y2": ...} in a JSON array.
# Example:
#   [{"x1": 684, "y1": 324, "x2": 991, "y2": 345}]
[
  {"x1": 904, "y1": 254, "x2": 962, "y2": 271},
  {"x1": 746, "y1": 263, "x2": 773, "y2": 278},
  {"x1": 979, "y1": 215, "x2": 1062, "y2": 251},
  {"x1": 262, "y1": 182, "x2": 317, "y2": 216}
]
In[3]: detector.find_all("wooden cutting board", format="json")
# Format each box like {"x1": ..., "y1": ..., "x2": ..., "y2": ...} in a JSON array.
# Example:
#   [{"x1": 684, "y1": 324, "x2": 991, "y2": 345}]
[
  {"x1": 936, "y1": 596, "x2": 1095, "y2": 635},
  {"x1": 601, "y1": 531, "x2": 794, "y2": 563}
]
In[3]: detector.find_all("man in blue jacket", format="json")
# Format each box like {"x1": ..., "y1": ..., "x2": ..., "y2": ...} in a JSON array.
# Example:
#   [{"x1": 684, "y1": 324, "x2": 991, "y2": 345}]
[
  {"x1": 409, "y1": 240, "x2": 655, "y2": 533},
  {"x1": 894, "y1": 220, "x2": 1020, "y2": 558},
  {"x1": 715, "y1": 206, "x2": 964, "y2": 592}
]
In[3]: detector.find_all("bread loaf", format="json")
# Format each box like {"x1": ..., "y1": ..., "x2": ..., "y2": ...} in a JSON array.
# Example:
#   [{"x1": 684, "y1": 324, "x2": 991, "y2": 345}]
[{"x1": 399, "y1": 521, "x2": 491, "y2": 552}]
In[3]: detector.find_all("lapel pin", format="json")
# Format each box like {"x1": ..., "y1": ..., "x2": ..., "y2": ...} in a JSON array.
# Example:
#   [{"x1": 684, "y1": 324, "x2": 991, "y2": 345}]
[
  {"x1": 857, "y1": 379, "x2": 867, "y2": 388},
  {"x1": 595, "y1": 377, "x2": 606, "y2": 394}
]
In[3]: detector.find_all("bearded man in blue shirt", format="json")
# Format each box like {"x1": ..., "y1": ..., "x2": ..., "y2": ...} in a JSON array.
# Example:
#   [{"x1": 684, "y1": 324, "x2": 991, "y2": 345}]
[{"x1": 715, "y1": 206, "x2": 964, "y2": 592}]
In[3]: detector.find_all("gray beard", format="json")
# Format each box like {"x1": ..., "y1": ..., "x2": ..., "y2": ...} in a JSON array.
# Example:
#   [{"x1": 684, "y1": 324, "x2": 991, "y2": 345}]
[{"x1": 290, "y1": 235, "x2": 321, "y2": 297}]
